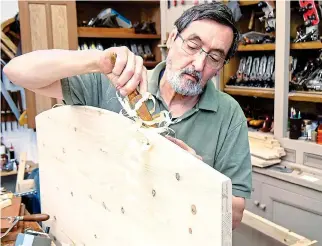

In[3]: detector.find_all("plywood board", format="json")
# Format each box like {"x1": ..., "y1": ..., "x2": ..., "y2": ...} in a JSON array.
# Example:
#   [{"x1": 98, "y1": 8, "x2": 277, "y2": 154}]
[{"x1": 35, "y1": 105, "x2": 232, "y2": 246}]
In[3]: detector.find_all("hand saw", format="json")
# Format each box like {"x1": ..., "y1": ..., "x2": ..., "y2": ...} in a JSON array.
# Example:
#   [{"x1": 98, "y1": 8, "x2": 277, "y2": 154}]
[{"x1": 109, "y1": 53, "x2": 156, "y2": 127}]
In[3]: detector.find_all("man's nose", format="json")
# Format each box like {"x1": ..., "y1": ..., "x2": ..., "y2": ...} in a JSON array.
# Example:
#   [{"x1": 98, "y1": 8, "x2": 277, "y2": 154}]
[{"x1": 192, "y1": 51, "x2": 206, "y2": 72}]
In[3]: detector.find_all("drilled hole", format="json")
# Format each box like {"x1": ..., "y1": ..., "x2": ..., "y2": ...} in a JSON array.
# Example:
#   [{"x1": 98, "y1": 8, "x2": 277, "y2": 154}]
[
  {"x1": 191, "y1": 205, "x2": 197, "y2": 215},
  {"x1": 121, "y1": 207, "x2": 125, "y2": 214},
  {"x1": 152, "y1": 189, "x2": 156, "y2": 197},
  {"x1": 70, "y1": 192, "x2": 73, "y2": 197},
  {"x1": 189, "y1": 228, "x2": 192, "y2": 234},
  {"x1": 94, "y1": 234, "x2": 97, "y2": 239},
  {"x1": 175, "y1": 173, "x2": 180, "y2": 181}
]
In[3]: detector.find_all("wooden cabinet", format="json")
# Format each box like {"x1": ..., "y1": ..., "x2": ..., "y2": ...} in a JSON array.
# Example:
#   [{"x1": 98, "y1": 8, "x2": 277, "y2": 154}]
[
  {"x1": 261, "y1": 183, "x2": 322, "y2": 244},
  {"x1": 245, "y1": 172, "x2": 322, "y2": 245},
  {"x1": 18, "y1": 0, "x2": 162, "y2": 129},
  {"x1": 18, "y1": 0, "x2": 78, "y2": 129}
]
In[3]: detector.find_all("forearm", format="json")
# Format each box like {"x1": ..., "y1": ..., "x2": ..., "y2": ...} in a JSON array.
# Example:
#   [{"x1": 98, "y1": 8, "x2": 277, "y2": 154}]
[
  {"x1": 3, "y1": 49, "x2": 103, "y2": 90},
  {"x1": 232, "y1": 196, "x2": 245, "y2": 230}
]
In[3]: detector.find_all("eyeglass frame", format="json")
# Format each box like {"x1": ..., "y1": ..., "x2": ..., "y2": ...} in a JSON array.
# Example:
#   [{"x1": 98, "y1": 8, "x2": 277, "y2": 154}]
[{"x1": 175, "y1": 32, "x2": 228, "y2": 70}]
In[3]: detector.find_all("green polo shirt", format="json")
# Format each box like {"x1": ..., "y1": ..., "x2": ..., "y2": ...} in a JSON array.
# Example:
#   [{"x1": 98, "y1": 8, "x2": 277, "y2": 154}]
[{"x1": 61, "y1": 61, "x2": 252, "y2": 199}]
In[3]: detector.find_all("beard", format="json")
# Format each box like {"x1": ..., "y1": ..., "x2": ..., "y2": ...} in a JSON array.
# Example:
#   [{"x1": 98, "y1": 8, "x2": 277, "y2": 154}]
[{"x1": 166, "y1": 59, "x2": 204, "y2": 96}]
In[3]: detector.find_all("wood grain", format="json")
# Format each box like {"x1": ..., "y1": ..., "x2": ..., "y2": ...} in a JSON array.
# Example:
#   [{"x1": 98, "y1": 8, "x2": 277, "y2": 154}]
[
  {"x1": 35, "y1": 105, "x2": 232, "y2": 246},
  {"x1": 78, "y1": 27, "x2": 161, "y2": 39}
]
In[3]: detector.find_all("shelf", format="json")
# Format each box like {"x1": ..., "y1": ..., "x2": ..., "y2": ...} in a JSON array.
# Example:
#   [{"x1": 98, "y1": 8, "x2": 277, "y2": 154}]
[
  {"x1": 289, "y1": 91, "x2": 322, "y2": 103},
  {"x1": 237, "y1": 41, "x2": 322, "y2": 51},
  {"x1": 224, "y1": 86, "x2": 275, "y2": 99},
  {"x1": 238, "y1": 0, "x2": 260, "y2": 6},
  {"x1": 78, "y1": 27, "x2": 161, "y2": 39},
  {"x1": 290, "y1": 41, "x2": 322, "y2": 50},
  {"x1": 237, "y1": 43, "x2": 275, "y2": 51}
]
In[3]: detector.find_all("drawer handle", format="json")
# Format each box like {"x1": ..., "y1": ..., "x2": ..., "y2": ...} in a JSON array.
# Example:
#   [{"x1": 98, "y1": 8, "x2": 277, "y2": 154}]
[
  {"x1": 260, "y1": 204, "x2": 266, "y2": 210},
  {"x1": 254, "y1": 200, "x2": 260, "y2": 206}
]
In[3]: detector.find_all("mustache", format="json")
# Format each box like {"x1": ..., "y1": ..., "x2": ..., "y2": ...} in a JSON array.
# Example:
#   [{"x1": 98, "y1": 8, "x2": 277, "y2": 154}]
[{"x1": 180, "y1": 68, "x2": 202, "y2": 81}]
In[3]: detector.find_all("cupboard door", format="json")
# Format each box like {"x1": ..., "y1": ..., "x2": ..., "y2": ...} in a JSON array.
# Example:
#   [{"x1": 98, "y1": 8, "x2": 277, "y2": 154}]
[
  {"x1": 245, "y1": 179, "x2": 265, "y2": 218},
  {"x1": 18, "y1": 0, "x2": 78, "y2": 129},
  {"x1": 261, "y1": 183, "x2": 322, "y2": 245}
]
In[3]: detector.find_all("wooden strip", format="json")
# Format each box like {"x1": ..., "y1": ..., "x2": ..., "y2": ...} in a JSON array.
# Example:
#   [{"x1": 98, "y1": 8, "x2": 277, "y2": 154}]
[
  {"x1": 18, "y1": 1, "x2": 37, "y2": 129},
  {"x1": 0, "y1": 41, "x2": 15, "y2": 59},
  {"x1": 242, "y1": 210, "x2": 317, "y2": 245},
  {"x1": 78, "y1": 27, "x2": 161, "y2": 39},
  {"x1": 224, "y1": 87, "x2": 275, "y2": 99},
  {"x1": 251, "y1": 156, "x2": 281, "y2": 168},
  {"x1": 238, "y1": 43, "x2": 275, "y2": 51},
  {"x1": 15, "y1": 152, "x2": 27, "y2": 193},
  {"x1": 289, "y1": 92, "x2": 322, "y2": 103},
  {"x1": 35, "y1": 105, "x2": 232, "y2": 246},
  {"x1": 290, "y1": 41, "x2": 322, "y2": 50},
  {"x1": 1, "y1": 32, "x2": 17, "y2": 54}
]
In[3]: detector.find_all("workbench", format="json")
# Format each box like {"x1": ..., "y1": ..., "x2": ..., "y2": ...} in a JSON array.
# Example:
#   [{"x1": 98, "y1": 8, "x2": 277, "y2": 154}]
[
  {"x1": 1, "y1": 205, "x2": 53, "y2": 246},
  {"x1": 1, "y1": 161, "x2": 38, "y2": 192}
]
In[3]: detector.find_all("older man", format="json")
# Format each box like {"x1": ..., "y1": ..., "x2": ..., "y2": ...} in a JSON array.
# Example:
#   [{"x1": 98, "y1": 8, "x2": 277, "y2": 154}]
[{"x1": 4, "y1": 2, "x2": 251, "y2": 229}]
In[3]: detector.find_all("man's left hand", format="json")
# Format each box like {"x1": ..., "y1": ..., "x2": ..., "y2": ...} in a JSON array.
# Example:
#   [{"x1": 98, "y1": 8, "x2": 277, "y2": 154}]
[{"x1": 165, "y1": 136, "x2": 203, "y2": 161}]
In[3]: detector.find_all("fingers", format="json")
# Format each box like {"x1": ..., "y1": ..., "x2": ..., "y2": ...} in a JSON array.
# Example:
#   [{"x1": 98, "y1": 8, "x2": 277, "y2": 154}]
[
  {"x1": 165, "y1": 136, "x2": 203, "y2": 160},
  {"x1": 119, "y1": 55, "x2": 143, "y2": 96},
  {"x1": 110, "y1": 46, "x2": 128, "y2": 76},
  {"x1": 102, "y1": 46, "x2": 147, "y2": 97},
  {"x1": 116, "y1": 49, "x2": 136, "y2": 91},
  {"x1": 139, "y1": 66, "x2": 148, "y2": 94}
]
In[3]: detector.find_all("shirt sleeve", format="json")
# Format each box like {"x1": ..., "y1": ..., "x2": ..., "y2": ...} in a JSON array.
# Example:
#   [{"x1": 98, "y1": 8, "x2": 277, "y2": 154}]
[
  {"x1": 215, "y1": 118, "x2": 252, "y2": 199},
  {"x1": 60, "y1": 73, "x2": 105, "y2": 107}
]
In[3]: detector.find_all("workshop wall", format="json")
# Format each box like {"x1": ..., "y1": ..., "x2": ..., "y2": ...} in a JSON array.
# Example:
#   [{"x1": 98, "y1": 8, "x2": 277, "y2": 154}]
[{"x1": 1, "y1": 0, "x2": 19, "y2": 22}]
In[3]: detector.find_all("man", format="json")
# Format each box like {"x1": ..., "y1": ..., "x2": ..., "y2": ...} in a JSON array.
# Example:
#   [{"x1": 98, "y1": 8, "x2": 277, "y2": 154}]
[{"x1": 4, "y1": 2, "x2": 251, "y2": 229}]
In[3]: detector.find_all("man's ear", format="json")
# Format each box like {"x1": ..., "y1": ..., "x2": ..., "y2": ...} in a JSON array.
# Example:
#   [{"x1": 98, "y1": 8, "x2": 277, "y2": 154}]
[{"x1": 166, "y1": 27, "x2": 178, "y2": 49}]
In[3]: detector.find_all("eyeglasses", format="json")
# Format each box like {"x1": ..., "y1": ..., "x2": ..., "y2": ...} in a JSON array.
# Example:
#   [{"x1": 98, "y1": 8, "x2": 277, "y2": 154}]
[{"x1": 176, "y1": 33, "x2": 226, "y2": 70}]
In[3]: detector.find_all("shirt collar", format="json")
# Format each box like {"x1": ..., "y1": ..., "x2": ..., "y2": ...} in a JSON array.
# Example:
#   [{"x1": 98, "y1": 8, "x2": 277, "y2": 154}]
[{"x1": 147, "y1": 61, "x2": 219, "y2": 113}]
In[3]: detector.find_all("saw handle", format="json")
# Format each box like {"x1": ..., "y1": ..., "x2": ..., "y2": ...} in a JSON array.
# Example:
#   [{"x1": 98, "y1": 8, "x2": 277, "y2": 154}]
[
  {"x1": 22, "y1": 214, "x2": 50, "y2": 222},
  {"x1": 109, "y1": 52, "x2": 156, "y2": 125}
]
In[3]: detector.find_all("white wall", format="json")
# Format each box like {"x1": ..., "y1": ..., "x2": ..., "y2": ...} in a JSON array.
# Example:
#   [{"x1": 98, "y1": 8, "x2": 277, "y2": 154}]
[{"x1": 1, "y1": 0, "x2": 19, "y2": 22}]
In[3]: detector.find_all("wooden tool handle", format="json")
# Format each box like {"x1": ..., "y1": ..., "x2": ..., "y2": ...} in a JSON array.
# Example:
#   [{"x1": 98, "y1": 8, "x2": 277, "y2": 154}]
[
  {"x1": 22, "y1": 214, "x2": 50, "y2": 221},
  {"x1": 109, "y1": 53, "x2": 156, "y2": 126}
]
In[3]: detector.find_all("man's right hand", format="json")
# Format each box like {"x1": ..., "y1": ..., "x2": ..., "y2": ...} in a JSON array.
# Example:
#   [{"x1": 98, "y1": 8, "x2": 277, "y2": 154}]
[{"x1": 98, "y1": 46, "x2": 148, "y2": 97}]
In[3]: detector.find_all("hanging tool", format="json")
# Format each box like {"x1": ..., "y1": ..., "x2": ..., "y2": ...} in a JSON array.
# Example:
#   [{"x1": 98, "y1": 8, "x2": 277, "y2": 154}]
[
  {"x1": 108, "y1": 53, "x2": 156, "y2": 127},
  {"x1": 1, "y1": 214, "x2": 50, "y2": 239}
]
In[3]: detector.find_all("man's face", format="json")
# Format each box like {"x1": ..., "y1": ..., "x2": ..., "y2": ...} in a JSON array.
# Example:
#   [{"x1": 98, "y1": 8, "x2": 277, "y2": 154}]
[{"x1": 165, "y1": 19, "x2": 234, "y2": 96}]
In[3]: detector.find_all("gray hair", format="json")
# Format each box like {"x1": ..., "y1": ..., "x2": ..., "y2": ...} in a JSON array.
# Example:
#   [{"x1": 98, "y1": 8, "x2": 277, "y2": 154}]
[{"x1": 174, "y1": 2, "x2": 240, "y2": 63}]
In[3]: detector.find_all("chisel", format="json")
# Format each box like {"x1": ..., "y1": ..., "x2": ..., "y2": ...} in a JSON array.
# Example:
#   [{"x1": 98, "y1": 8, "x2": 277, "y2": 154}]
[
  {"x1": 109, "y1": 52, "x2": 156, "y2": 127},
  {"x1": 1, "y1": 214, "x2": 50, "y2": 239}
]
